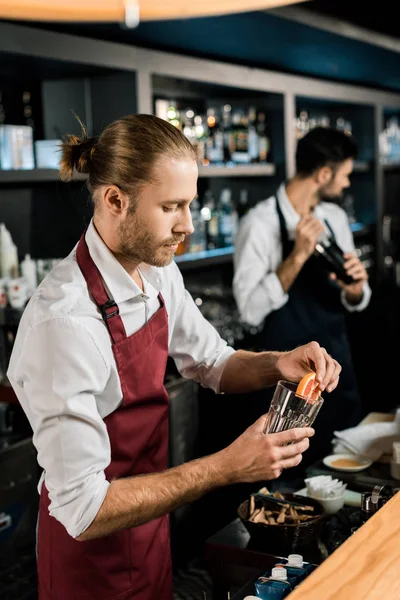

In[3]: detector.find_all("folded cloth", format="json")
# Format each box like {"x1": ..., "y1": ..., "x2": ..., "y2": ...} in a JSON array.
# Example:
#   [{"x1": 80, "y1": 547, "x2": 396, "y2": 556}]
[{"x1": 332, "y1": 421, "x2": 400, "y2": 462}]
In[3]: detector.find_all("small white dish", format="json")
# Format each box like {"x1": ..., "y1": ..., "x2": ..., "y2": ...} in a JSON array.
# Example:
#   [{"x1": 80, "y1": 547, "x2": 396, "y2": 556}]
[
  {"x1": 322, "y1": 453, "x2": 372, "y2": 472},
  {"x1": 296, "y1": 487, "x2": 361, "y2": 509},
  {"x1": 310, "y1": 493, "x2": 345, "y2": 515}
]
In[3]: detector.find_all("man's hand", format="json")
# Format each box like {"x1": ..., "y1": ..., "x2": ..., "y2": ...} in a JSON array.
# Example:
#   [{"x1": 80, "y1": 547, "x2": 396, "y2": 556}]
[
  {"x1": 330, "y1": 252, "x2": 368, "y2": 304},
  {"x1": 292, "y1": 215, "x2": 326, "y2": 263},
  {"x1": 276, "y1": 341, "x2": 341, "y2": 393},
  {"x1": 220, "y1": 413, "x2": 315, "y2": 483}
]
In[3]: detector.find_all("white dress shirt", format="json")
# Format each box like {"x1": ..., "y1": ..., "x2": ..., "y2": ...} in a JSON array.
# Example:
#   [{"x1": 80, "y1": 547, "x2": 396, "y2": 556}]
[
  {"x1": 7, "y1": 221, "x2": 235, "y2": 538},
  {"x1": 233, "y1": 183, "x2": 372, "y2": 327}
]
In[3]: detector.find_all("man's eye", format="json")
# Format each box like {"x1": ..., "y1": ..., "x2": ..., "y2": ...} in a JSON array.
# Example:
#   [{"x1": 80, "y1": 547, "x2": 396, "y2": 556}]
[{"x1": 162, "y1": 206, "x2": 174, "y2": 213}]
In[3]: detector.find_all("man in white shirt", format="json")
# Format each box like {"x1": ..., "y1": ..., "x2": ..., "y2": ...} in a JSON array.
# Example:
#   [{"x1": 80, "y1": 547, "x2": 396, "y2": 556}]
[
  {"x1": 8, "y1": 115, "x2": 340, "y2": 600},
  {"x1": 234, "y1": 127, "x2": 370, "y2": 473}
]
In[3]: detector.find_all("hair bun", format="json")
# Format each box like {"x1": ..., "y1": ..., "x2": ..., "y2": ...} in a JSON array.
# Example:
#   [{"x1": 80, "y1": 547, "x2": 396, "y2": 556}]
[{"x1": 59, "y1": 132, "x2": 97, "y2": 182}]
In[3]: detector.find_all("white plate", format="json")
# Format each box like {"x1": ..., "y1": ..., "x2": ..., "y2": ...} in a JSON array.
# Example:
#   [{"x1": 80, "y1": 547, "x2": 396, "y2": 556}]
[{"x1": 322, "y1": 453, "x2": 372, "y2": 472}]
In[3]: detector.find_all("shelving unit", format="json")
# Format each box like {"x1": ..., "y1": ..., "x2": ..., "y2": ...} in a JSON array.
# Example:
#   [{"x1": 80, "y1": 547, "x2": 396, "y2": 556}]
[
  {"x1": 382, "y1": 162, "x2": 400, "y2": 172},
  {"x1": 198, "y1": 164, "x2": 276, "y2": 177},
  {"x1": 0, "y1": 20, "x2": 399, "y2": 273},
  {"x1": 0, "y1": 164, "x2": 276, "y2": 183}
]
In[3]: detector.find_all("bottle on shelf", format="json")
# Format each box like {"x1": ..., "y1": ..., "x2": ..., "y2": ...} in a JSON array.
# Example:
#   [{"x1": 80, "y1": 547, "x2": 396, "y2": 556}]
[
  {"x1": 202, "y1": 190, "x2": 219, "y2": 250},
  {"x1": 238, "y1": 188, "x2": 250, "y2": 219},
  {"x1": 21, "y1": 253, "x2": 38, "y2": 294},
  {"x1": 206, "y1": 107, "x2": 224, "y2": 165},
  {"x1": 187, "y1": 197, "x2": 207, "y2": 253},
  {"x1": 154, "y1": 97, "x2": 273, "y2": 169},
  {"x1": 256, "y1": 110, "x2": 270, "y2": 163},
  {"x1": 248, "y1": 106, "x2": 259, "y2": 164},
  {"x1": 218, "y1": 188, "x2": 238, "y2": 247},
  {"x1": 222, "y1": 103, "x2": 234, "y2": 164},
  {"x1": 231, "y1": 110, "x2": 250, "y2": 164},
  {"x1": 0, "y1": 223, "x2": 19, "y2": 278}
]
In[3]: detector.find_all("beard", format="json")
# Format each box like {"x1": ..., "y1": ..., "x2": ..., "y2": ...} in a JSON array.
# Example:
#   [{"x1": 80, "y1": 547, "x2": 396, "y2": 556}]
[
  {"x1": 115, "y1": 210, "x2": 184, "y2": 268},
  {"x1": 318, "y1": 183, "x2": 345, "y2": 204}
]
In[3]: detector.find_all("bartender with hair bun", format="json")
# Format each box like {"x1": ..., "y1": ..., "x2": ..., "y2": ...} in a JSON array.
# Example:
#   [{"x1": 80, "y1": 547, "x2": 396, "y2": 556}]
[{"x1": 8, "y1": 115, "x2": 340, "y2": 600}]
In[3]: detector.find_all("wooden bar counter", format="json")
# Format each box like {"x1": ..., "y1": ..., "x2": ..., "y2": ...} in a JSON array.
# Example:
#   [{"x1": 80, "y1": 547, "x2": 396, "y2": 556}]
[{"x1": 288, "y1": 491, "x2": 400, "y2": 599}]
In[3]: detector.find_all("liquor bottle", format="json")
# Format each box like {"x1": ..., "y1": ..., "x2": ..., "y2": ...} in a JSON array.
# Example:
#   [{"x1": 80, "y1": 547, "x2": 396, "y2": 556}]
[
  {"x1": 256, "y1": 111, "x2": 270, "y2": 163},
  {"x1": 202, "y1": 190, "x2": 219, "y2": 250},
  {"x1": 248, "y1": 106, "x2": 259, "y2": 163},
  {"x1": 188, "y1": 197, "x2": 207, "y2": 253},
  {"x1": 238, "y1": 188, "x2": 249, "y2": 219},
  {"x1": 218, "y1": 188, "x2": 238, "y2": 247},
  {"x1": 206, "y1": 107, "x2": 224, "y2": 164},
  {"x1": 222, "y1": 104, "x2": 233, "y2": 164},
  {"x1": 231, "y1": 110, "x2": 250, "y2": 164}
]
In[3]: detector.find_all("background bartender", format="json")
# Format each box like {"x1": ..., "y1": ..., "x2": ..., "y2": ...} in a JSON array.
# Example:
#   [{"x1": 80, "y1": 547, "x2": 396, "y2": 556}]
[{"x1": 233, "y1": 127, "x2": 371, "y2": 471}]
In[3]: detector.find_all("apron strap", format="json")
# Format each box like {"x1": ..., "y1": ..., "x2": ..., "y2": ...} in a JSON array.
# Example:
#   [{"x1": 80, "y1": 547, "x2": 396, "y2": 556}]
[
  {"x1": 76, "y1": 232, "x2": 127, "y2": 345},
  {"x1": 275, "y1": 194, "x2": 337, "y2": 249},
  {"x1": 324, "y1": 218, "x2": 336, "y2": 242},
  {"x1": 274, "y1": 195, "x2": 291, "y2": 258}
]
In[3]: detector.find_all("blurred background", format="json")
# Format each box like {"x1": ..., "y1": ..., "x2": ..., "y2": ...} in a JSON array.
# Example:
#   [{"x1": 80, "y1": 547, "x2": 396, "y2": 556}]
[{"x1": 0, "y1": 2, "x2": 400, "y2": 598}]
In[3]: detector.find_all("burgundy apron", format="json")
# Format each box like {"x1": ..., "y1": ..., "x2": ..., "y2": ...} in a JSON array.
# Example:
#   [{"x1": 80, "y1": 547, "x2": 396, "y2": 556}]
[{"x1": 37, "y1": 232, "x2": 173, "y2": 600}]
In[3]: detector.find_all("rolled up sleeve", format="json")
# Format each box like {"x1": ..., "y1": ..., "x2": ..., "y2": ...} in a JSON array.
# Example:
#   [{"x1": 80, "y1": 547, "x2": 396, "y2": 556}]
[{"x1": 9, "y1": 318, "x2": 111, "y2": 538}]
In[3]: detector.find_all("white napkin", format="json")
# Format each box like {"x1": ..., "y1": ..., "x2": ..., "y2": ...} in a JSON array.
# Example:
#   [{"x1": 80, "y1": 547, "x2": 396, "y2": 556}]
[
  {"x1": 332, "y1": 420, "x2": 400, "y2": 461},
  {"x1": 305, "y1": 475, "x2": 346, "y2": 499}
]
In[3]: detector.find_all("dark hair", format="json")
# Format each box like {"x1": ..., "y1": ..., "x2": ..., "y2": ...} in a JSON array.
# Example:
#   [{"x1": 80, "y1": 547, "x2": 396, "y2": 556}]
[
  {"x1": 59, "y1": 114, "x2": 196, "y2": 203},
  {"x1": 296, "y1": 127, "x2": 358, "y2": 176}
]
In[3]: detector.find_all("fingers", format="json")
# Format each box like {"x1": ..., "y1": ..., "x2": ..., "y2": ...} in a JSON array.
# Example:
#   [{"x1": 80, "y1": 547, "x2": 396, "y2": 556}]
[
  {"x1": 304, "y1": 341, "x2": 341, "y2": 390},
  {"x1": 344, "y1": 256, "x2": 368, "y2": 281},
  {"x1": 346, "y1": 265, "x2": 367, "y2": 281},
  {"x1": 299, "y1": 219, "x2": 325, "y2": 239},
  {"x1": 265, "y1": 429, "x2": 313, "y2": 477},
  {"x1": 318, "y1": 347, "x2": 341, "y2": 392},
  {"x1": 254, "y1": 412, "x2": 270, "y2": 433},
  {"x1": 271, "y1": 427, "x2": 315, "y2": 446},
  {"x1": 279, "y1": 436, "x2": 310, "y2": 459},
  {"x1": 280, "y1": 453, "x2": 304, "y2": 470},
  {"x1": 305, "y1": 341, "x2": 326, "y2": 385},
  {"x1": 326, "y1": 375, "x2": 340, "y2": 393}
]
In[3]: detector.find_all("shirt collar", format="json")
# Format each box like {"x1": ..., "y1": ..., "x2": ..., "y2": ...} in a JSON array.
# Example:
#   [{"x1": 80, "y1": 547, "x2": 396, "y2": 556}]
[
  {"x1": 84, "y1": 220, "x2": 163, "y2": 303},
  {"x1": 276, "y1": 183, "x2": 329, "y2": 239}
]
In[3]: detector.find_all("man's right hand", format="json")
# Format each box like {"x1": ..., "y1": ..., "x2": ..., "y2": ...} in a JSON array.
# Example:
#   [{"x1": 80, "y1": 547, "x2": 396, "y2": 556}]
[
  {"x1": 293, "y1": 215, "x2": 325, "y2": 263},
  {"x1": 218, "y1": 414, "x2": 314, "y2": 484}
]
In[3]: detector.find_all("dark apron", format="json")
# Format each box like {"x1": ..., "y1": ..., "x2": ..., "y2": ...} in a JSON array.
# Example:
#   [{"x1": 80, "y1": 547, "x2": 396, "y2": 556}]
[{"x1": 249, "y1": 197, "x2": 362, "y2": 467}]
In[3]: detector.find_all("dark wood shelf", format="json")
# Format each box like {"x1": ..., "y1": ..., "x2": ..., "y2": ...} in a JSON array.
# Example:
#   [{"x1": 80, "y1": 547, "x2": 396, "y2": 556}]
[
  {"x1": 0, "y1": 169, "x2": 87, "y2": 183},
  {"x1": 382, "y1": 162, "x2": 400, "y2": 171},
  {"x1": 198, "y1": 163, "x2": 276, "y2": 177},
  {"x1": 0, "y1": 164, "x2": 277, "y2": 184}
]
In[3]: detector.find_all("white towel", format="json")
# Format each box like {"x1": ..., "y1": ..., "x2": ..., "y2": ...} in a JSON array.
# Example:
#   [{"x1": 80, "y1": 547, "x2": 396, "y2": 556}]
[{"x1": 332, "y1": 420, "x2": 400, "y2": 461}]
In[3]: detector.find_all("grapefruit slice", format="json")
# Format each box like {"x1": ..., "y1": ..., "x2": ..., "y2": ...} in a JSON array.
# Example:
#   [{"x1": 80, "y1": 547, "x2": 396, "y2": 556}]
[{"x1": 296, "y1": 372, "x2": 320, "y2": 401}]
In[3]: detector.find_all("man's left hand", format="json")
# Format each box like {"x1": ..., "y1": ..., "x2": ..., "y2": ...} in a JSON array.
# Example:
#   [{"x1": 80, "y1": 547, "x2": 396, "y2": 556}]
[
  {"x1": 276, "y1": 341, "x2": 341, "y2": 393},
  {"x1": 330, "y1": 252, "x2": 368, "y2": 302}
]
